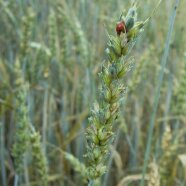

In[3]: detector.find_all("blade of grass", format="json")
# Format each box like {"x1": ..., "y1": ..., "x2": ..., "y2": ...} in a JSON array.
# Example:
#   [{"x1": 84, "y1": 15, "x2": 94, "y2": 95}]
[
  {"x1": 0, "y1": 119, "x2": 7, "y2": 186},
  {"x1": 14, "y1": 174, "x2": 19, "y2": 186},
  {"x1": 140, "y1": 0, "x2": 180, "y2": 185},
  {"x1": 42, "y1": 87, "x2": 48, "y2": 153}
]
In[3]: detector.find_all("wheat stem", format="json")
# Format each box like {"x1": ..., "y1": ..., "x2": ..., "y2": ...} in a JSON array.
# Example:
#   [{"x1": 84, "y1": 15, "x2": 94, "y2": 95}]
[{"x1": 140, "y1": 0, "x2": 180, "y2": 185}]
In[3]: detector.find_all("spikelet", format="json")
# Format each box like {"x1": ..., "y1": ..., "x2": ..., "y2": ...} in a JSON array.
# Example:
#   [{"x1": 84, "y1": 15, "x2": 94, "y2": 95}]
[
  {"x1": 30, "y1": 131, "x2": 48, "y2": 186},
  {"x1": 160, "y1": 125, "x2": 177, "y2": 184},
  {"x1": 19, "y1": 8, "x2": 35, "y2": 59},
  {"x1": 57, "y1": 2, "x2": 88, "y2": 64},
  {"x1": 148, "y1": 162, "x2": 160, "y2": 186},
  {"x1": 64, "y1": 152, "x2": 87, "y2": 181},
  {"x1": 48, "y1": 8, "x2": 58, "y2": 58}
]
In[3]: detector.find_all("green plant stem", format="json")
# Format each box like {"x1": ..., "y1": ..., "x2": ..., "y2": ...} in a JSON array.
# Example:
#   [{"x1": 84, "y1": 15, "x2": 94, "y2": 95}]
[
  {"x1": 140, "y1": 0, "x2": 180, "y2": 185},
  {"x1": 24, "y1": 158, "x2": 29, "y2": 186},
  {"x1": 0, "y1": 120, "x2": 6, "y2": 186},
  {"x1": 14, "y1": 174, "x2": 19, "y2": 186},
  {"x1": 88, "y1": 180, "x2": 94, "y2": 186},
  {"x1": 42, "y1": 87, "x2": 48, "y2": 153}
]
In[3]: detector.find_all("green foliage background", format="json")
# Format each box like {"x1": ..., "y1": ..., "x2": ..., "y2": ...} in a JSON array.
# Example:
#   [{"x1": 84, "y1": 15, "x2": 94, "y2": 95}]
[{"x1": 0, "y1": 0, "x2": 186, "y2": 185}]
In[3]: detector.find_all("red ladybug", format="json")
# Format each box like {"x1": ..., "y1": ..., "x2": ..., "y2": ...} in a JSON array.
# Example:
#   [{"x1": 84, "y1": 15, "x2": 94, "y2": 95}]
[{"x1": 116, "y1": 21, "x2": 127, "y2": 35}]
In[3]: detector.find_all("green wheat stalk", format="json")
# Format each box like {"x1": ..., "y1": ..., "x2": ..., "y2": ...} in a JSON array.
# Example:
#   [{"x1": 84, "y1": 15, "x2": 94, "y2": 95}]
[{"x1": 140, "y1": 0, "x2": 180, "y2": 185}]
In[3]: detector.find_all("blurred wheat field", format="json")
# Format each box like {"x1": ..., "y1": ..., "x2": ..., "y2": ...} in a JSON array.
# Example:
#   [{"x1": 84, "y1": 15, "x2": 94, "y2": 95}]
[{"x1": 0, "y1": 0, "x2": 186, "y2": 186}]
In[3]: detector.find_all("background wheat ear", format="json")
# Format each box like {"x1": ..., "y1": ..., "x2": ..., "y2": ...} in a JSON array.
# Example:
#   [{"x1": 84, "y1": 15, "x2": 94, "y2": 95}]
[
  {"x1": 30, "y1": 130, "x2": 48, "y2": 186},
  {"x1": 148, "y1": 162, "x2": 160, "y2": 186},
  {"x1": 11, "y1": 61, "x2": 30, "y2": 182}
]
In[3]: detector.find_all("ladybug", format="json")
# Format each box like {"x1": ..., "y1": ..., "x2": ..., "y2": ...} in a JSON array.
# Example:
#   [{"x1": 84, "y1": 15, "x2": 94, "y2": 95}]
[{"x1": 116, "y1": 21, "x2": 127, "y2": 35}]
